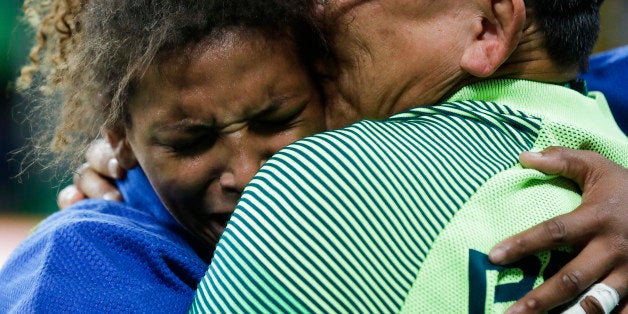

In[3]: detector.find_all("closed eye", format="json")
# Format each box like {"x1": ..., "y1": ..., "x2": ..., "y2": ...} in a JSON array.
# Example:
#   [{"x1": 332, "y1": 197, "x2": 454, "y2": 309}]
[
  {"x1": 157, "y1": 132, "x2": 218, "y2": 156},
  {"x1": 249, "y1": 101, "x2": 308, "y2": 135}
]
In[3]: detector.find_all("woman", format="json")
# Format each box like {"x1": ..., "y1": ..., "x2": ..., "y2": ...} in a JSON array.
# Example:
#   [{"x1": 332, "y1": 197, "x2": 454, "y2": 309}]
[
  {"x1": 0, "y1": 0, "x2": 326, "y2": 312},
  {"x1": 7, "y1": 0, "x2": 624, "y2": 312}
]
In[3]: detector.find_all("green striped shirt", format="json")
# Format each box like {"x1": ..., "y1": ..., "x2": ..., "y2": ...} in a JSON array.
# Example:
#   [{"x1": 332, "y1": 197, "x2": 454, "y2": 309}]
[{"x1": 190, "y1": 79, "x2": 628, "y2": 313}]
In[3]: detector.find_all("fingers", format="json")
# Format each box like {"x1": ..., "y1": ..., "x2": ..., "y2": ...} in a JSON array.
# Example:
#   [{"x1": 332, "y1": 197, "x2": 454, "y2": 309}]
[
  {"x1": 74, "y1": 162, "x2": 123, "y2": 201},
  {"x1": 605, "y1": 268, "x2": 628, "y2": 304},
  {"x1": 57, "y1": 185, "x2": 86, "y2": 209},
  {"x1": 600, "y1": 265, "x2": 628, "y2": 313},
  {"x1": 563, "y1": 273, "x2": 626, "y2": 314},
  {"x1": 86, "y1": 138, "x2": 125, "y2": 179},
  {"x1": 577, "y1": 296, "x2": 605, "y2": 314},
  {"x1": 494, "y1": 147, "x2": 628, "y2": 312},
  {"x1": 519, "y1": 147, "x2": 623, "y2": 192},
  {"x1": 58, "y1": 139, "x2": 125, "y2": 208},
  {"x1": 504, "y1": 241, "x2": 616, "y2": 313},
  {"x1": 489, "y1": 209, "x2": 593, "y2": 265}
]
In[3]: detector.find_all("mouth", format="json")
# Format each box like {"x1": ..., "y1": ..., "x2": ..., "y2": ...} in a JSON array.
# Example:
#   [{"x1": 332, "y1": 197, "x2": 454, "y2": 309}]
[
  {"x1": 210, "y1": 211, "x2": 232, "y2": 224},
  {"x1": 207, "y1": 212, "x2": 233, "y2": 234}
]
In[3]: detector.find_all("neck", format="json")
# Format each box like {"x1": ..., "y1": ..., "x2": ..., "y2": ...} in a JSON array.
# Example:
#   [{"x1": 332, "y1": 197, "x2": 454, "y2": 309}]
[
  {"x1": 495, "y1": 21, "x2": 579, "y2": 82},
  {"x1": 393, "y1": 26, "x2": 579, "y2": 118},
  {"x1": 453, "y1": 20, "x2": 579, "y2": 99},
  {"x1": 464, "y1": 22, "x2": 578, "y2": 85}
]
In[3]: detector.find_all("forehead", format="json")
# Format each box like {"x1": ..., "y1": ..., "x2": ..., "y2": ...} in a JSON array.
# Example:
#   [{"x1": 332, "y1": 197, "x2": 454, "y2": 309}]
[
  {"x1": 128, "y1": 29, "x2": 314, "y2": 125},
  {"x1": 316, "y1": 0, "x2": 440, "y2": 23},
  {"x1": 159, "y1": 29, "x2": 294, "y2": 79}
]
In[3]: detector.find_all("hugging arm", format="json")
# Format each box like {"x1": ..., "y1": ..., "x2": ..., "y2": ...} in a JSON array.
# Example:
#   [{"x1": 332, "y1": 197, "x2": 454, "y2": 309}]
[
  {"x1": 62, "y1": 142, "x2": 627, "y2": 312},
  {"x1": 490, "y1": 147, "x2": 627, "y2": 314}
]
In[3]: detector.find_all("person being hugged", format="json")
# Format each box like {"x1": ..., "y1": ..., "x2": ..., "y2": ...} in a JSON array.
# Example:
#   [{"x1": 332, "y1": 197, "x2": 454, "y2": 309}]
[{"x1": 0, "y1": 0, "x2": 326, "y2": 312}]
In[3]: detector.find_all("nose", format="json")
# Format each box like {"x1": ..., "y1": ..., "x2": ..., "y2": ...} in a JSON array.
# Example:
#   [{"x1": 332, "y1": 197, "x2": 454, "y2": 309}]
[{"x1": 219, "y1": 142, "x2": 269, "y2": 193}]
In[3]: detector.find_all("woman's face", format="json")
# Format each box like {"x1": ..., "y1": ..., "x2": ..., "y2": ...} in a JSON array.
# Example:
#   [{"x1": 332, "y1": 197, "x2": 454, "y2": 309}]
[{"x1": 120, "y1": 30, "x2": 326, "y2": 245}]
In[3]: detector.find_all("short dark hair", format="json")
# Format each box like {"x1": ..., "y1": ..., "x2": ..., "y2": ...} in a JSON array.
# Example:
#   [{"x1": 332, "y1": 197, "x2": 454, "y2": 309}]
[{"x1": 526, "y1": 0, "x2": 604, "y2": 71}]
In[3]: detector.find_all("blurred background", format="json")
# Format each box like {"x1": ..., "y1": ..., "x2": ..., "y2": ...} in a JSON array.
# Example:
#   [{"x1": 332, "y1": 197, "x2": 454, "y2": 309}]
[{"x1": 0, "y1": 0, "x2": 627, "y2": 264}]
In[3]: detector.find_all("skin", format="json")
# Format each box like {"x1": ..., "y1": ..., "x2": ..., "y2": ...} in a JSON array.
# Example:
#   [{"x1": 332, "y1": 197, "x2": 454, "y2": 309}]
[
  {"x1": 107, "y1": 29, "x2": 325, "y2": 246},
  {"x1": 317, "y1": 0, "x2": 470, "y2": 123},
  {"x1": 62, "y1": 0, "x2": 627, "y2": 312}
]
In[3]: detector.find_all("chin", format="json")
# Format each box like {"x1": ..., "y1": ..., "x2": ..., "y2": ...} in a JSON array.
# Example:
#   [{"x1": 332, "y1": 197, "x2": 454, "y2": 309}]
[{"x1": 210, "y1": 220, "x2": 227, "y2": 237}]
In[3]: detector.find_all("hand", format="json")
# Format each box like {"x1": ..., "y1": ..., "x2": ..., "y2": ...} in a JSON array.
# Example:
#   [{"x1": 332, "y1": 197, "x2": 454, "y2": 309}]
[
  {"x1": 57, "y1": 139, "x2": 125, "y2": 209},
  {"x1": 489, "y1": 147, "x2": 627, "y2": 314}
]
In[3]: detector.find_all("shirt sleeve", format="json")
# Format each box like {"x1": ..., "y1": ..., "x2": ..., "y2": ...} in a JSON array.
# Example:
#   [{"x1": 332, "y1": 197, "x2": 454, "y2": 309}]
[
  {"x1": 0, "y1": 203, "x2": 201, "y2": 313},
  {"x1": 191, "y1": 134, "x2": 413, "y2": 313}
]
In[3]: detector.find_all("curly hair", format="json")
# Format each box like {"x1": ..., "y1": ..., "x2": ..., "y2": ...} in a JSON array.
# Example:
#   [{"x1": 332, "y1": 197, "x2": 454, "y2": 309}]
[{"x1": 18, "y1": 0, "x2": 324, "y2": 176}]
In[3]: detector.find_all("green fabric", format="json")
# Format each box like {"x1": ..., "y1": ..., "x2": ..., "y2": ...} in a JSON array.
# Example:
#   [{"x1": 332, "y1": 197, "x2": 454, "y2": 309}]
[
  {"x1": 191, "y1": 79, "x2": 628, "y2": 313},
  {"x1": 397, "y1": 80, "x2": 627, "y2": 313}
]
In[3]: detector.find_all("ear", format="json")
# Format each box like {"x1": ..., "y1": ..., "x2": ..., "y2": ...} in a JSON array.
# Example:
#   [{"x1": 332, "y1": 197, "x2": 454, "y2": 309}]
[
  {"x1": 460, "y1": 0, "x2": 526, "y2": 77},
  {"x1": 103, "y1": 128, "x2": 138, "y2": 170}
]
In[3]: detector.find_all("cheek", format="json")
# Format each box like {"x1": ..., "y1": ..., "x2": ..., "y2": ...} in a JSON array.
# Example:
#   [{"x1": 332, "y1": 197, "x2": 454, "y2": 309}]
[
  {"x1": 261, "y1": 100, "x2": 326, "y2": 151},
  {"x1": 262, "y1": 122, "x2": 323, "y2": 156},
  {"x1": 325, "y1": 103, "x2": 361, "y2": 129},
  {"x1": 138, "y1": 152, "x2": 217, "y2": 210},
  {"x1": 301, "y1": 100, "x2": 328, "y2": 134}
]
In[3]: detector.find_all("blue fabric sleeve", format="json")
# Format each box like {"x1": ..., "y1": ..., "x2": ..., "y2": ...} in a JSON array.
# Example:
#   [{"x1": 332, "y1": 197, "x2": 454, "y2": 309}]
[
  {"x1": 0, "y1": 170, "x2": 208, "y2": 313},
  {"x1": 580, "y1": 45, "x2": 628, "y2": 135}
]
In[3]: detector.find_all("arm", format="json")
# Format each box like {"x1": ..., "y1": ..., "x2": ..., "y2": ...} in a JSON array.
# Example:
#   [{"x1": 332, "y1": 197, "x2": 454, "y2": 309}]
[
  {"x1": 0, "y1": 202, "x2": 204, "y2": 313},
  {"x1": 67, "y1": 143, "x2": 628, "y2": 312},
  {"x1": 490, "y1": 147, "x2": 627, "y2": 313}
]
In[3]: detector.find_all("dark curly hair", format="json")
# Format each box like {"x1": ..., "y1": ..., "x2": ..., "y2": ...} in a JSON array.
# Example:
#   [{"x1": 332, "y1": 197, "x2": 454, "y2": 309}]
[
  {"x1": 18, "y1": 0, "x2": 325, "y2": 175},
  {"x1": 526, "y1": 0, "x2": 604, "y2": 72}
]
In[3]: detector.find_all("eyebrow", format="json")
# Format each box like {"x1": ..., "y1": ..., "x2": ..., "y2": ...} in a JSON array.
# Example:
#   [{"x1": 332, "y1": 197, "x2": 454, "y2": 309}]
[{"x1": 151, "y1": 96, "x2": 297, "y2": 134}]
